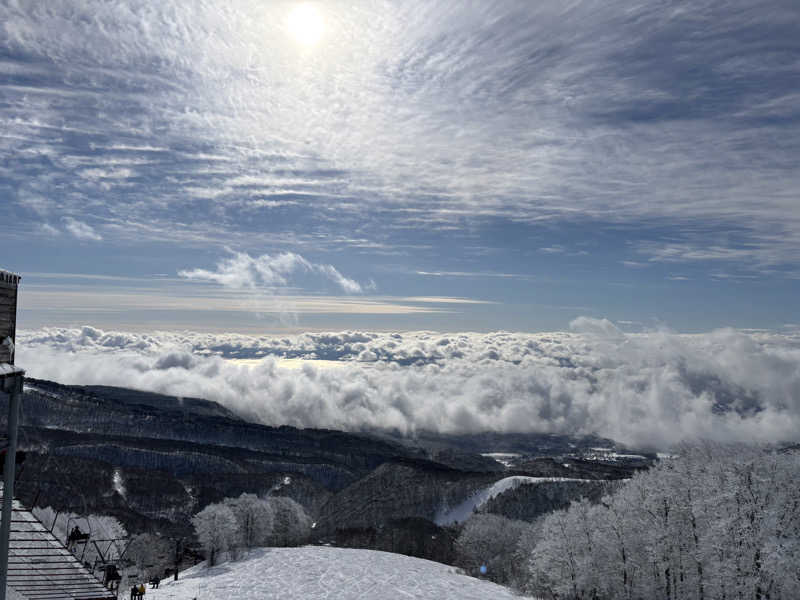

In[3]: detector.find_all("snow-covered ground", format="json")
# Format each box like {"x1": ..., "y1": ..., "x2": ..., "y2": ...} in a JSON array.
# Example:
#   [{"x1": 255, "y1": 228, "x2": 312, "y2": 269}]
[
  {"x1": 137, "y1": 546, "x2": 533, "y2": 600},
  {"x1": 434, "y1": 476, "x2": 586, "y2": 526},
  {"x1": 581, "y1": 447, "x2": 648, "y2": 462},
  {"x1": 480, "y1": 452, "x2": 520, "y2": 468}
]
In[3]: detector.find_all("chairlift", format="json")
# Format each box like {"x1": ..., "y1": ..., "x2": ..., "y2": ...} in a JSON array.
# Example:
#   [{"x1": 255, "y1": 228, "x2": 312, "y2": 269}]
[
  {"x1": 66, "y1": 515, "x2": 93, "y2": 563},
  {"x1": 102, "y1": 562, "x2": 123, "y2": 588}
]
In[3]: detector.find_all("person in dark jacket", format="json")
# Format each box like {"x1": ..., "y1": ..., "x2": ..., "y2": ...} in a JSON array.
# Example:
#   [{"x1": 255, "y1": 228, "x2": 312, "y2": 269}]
[{"x1": 68, "y1": 526, "x2": 83, "y2": 550}]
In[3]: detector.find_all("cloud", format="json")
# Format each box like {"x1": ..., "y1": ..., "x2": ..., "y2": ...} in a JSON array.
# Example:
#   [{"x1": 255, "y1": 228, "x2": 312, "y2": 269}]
[
  {"x1": 39, "y1": 223, "x2": 60, "y2": 236},
  {"x1": 17, "y1": 319, "x2": 800, "y2": 450},
  {"x1": 178, "y1": 250, "x2": 364, "y2": 294},
  {"x1": 415, "y1": 271, "x2": 532, "y2": 279},
  {"x1": 63, "y1": 217, "x2": 102, "y2": 241},
  {"x1": 312, "y1": 264, "x2": 363, "y2": 294},
  {"x1": 621, "y1": 260, "x2": 649, "y2": 269},
  {"x1": 569, "y1": 316, "x2": 626, "y2": 339},
  {"x1": 2, "y1": 1, "x2": 799, "y2": 269},
  {"x1": 637, "y1": 242, "x2": 764, "y2": 264},
  {"x1": 401, "y1": 297, "x2": 494, "y2": 305}
]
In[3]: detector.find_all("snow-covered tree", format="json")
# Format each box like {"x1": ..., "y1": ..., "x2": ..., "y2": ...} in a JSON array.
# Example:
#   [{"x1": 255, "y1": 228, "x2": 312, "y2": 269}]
[
  {"x1": 519, "y1": 443, "x2": 800, "y2": 600},
  {"x1": 126, "y1": 533, "x2": 173, "y2": 579},
  {"x1": 455, "y1": 513, "x2": 528, "y2": 585},
  {"x1": 192, "y1": 503, "x2": 239, "y2": 566},
  {"x1": 224, "y1": 493, "x2": 274, "y2": 551},
  {"x1": 265, "y1": 496, "x2": 312, "y2": 547}
]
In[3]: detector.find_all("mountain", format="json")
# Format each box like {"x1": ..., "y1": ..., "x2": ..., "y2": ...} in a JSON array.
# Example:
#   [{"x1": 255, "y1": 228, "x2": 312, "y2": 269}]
[
  {"x1": 4, "y1": 377, "x2": 650, "y2": 546},
  {"x1": 379, "y1": 429, "x2": 628, "y2": 456},
  {"x1": 8, "y1": 378, "x2": 427, "y2": 536},
  {"x1": 316, "y1": 460, "x2": 500, "y2": 534}
]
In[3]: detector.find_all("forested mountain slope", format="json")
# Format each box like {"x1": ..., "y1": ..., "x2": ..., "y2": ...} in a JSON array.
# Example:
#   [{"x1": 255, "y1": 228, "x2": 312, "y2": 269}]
[
  {"x1": 6, "y1": 379, "x2": 427, "y2": 535},
  {"x1": 3, "y1": 378, "x2": 647, "y2": 543}
]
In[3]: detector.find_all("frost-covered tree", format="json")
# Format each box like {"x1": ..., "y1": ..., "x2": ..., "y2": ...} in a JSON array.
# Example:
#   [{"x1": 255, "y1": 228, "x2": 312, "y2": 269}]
[
  {"x1": 455, "y1": 513, "x2": 528, "y2": 585},
  {"x1": 513, "y1": 517, "x2": 543, "y2": 587},
  {"x1": 191, "y1": 503, "x2": 239, "y2": 566},
  {"x1": 126, "y1": 533, "x2": 172, "y2": 579},
  {"x1": 519, "y1": 443, "x2": 800, "y2": 600},
  {"x1": 224, "y1": 493, "x2": 274, "y2": 551},
  {"x1": 265, "y1": 496, "x2": 312, "y2": 547}
]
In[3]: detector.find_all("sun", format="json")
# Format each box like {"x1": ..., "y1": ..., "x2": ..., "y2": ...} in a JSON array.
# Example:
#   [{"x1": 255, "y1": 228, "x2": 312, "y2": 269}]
[{"x1": 287, "y1": 3, "x2": 324, "y2": 46}]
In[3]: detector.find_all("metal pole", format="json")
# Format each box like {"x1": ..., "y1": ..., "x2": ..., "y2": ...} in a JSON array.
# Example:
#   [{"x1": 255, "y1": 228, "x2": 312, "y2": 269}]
[
  {"x1": 0, "y1": 373, "x2": 23, "y2": 600},
  {"x1": 173, "y1": 538, "x2": 181, "y2": 581}
]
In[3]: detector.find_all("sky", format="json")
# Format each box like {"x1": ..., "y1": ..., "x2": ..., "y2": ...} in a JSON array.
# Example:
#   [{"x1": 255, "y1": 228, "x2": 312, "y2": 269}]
[
  {"x1": 1, "y1": 0, "x2": 799, "y2": 334},
  {"x1": 2, "y1": 1, "x2": 800, "y2": 447}
]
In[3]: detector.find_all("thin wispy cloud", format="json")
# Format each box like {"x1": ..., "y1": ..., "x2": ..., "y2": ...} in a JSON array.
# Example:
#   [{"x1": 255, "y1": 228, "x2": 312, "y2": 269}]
[
  {"x1": 1, "y1": 1, "x2": 798, "y2": 269},
  {"x1": 63, "y1": 217, "x2": 102, "y2": 241},
  {"x1": 38, "y1": 223, "x2": 60, "y2": 237},
  {"x1": 415, "y1": 271, "x2": 533, "y2": 279}
]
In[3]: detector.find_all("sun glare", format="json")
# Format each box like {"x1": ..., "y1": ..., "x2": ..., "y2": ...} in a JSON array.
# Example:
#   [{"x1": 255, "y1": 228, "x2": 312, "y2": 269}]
[{"x1": 287, "y1": 3, "x2": 324, "y2": 46}]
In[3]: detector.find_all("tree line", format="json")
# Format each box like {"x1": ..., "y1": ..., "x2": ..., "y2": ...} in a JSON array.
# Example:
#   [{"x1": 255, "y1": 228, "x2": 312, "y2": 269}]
[
  {"x1": 453, "y1": 443, "x2": 799, "y2": 600},
  {"x1": 191, "y1": 493, "x2": 313, "y2": 566}
]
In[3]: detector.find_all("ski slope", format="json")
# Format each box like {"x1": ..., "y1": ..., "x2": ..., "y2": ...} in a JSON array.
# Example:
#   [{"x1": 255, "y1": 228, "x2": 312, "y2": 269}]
[
  {"x1": 434, "y1": 476, "x2": 587, "y2": 525},
  {"x1": 140, "y1": 546, "x2": 533, "y2": 600}
]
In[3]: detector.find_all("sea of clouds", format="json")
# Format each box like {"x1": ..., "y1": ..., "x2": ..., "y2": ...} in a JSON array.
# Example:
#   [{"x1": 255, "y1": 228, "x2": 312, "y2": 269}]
[{"x1": 16, "y1": 318, "x2": 800, "y2": 450}]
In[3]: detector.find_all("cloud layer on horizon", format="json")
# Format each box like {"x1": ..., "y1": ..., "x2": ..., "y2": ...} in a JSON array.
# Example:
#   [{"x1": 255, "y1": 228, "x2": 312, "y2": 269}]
[{"x1": 17, "y1": 318, "x2": 800, "y2": 450}]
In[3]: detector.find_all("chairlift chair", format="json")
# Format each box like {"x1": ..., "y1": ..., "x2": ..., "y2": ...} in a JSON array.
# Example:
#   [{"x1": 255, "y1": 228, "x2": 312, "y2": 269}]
[{"x1": 66, "y1": 515, "x2": 93, "y2": 562}]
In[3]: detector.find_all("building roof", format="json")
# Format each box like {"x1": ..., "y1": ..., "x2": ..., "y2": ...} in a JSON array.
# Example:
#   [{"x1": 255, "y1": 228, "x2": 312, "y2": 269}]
[
  {"x1": 0, "y1": 271, "x2": 20, "y2": 287},
  {"x1": 0, "y1": 364, "x2": 24, "y2": 378}
]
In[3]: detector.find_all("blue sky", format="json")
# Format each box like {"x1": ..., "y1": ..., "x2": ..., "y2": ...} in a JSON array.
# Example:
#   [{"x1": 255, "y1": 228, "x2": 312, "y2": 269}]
[{"x1": 2, "y1": 0, "x2": 799, "y2": 333}]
